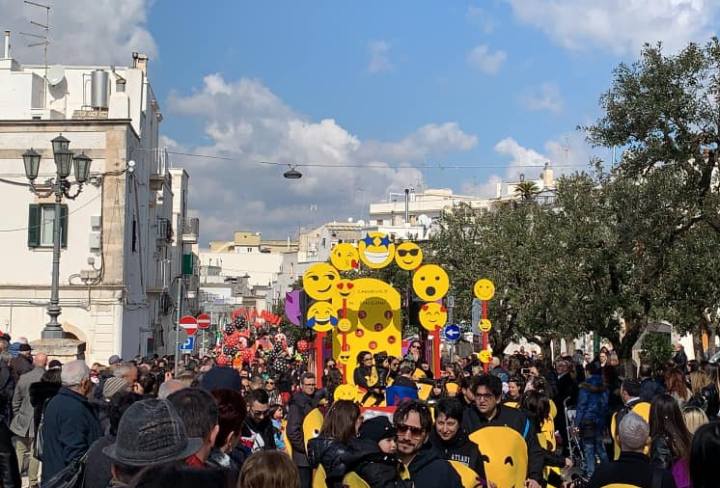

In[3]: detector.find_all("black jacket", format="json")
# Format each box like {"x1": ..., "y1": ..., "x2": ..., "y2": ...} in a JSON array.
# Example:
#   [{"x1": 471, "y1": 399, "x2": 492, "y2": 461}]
[
  {"x1": 404, "y1": 442, "x2": 463, "y2": 488},
  {"x1": 40, "y1": 387, "x2": 102, "y2": 481},
  {"x1": 429, "y1": 429, "x2": 484, "y2": 477},
  {"x1": 462, "y1": 403, "x2": 545, "y2": 483},
  {"x1": 639, "y1": 377, "x2": 666, "y2": 403},
  {"x1": 241, "y1": 416, "x2": 276, "y2": 451},
  {"x1": 286, "y1": 391, "x2": 318, "y2": 467},
  {"x1": 700, "y1": 384, "x2": 719, "y2": 419},
  {"x1": 308, "y1": 436, "x2": 351, "y2": 488},
  {"x1": 587, "y1": 451, "x2": 677, "y2": 488},
  {"x1": 28, "y1": 380, "x2": 60, "y2": 436},
  {"x1": 650, "y1": 435, "x2": 675, "y2": 471},
  {"x1": 348, "y1": 437, "x2": 411, "y2": 488}
]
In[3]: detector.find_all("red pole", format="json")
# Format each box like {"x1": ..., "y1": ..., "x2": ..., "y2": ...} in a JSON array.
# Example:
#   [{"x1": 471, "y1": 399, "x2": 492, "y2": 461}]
[
  {"x1": 316, "y1": 331, "x2": 325, "y2": 388},
  {"x1": 482, "y1": 300, "x2": 489, "y2": 373},
  {"x1": 340, "y1": 298, "x2": 348, "y2": 382},
  {"x1": 433, "y1": 326, "x2": 441, "y2": 379}
]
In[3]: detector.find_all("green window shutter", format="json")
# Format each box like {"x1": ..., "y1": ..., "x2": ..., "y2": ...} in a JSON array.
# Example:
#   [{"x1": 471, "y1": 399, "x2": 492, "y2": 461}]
[
  {"x1": 182, "y1": 254, "x2": 194, "y2": 275},
  {"x1": 60, "y1": 205, "x2": 68, "y2": 248},
  {"x1": 27, "y1": 204, "x2": 40, "y2": 247}
]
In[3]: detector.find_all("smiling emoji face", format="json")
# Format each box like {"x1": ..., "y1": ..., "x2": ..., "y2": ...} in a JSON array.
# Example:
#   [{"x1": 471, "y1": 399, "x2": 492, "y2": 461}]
[
  {"x1": 395, "y1": 241, "x2": 423, "y2": 270},
  {"x1": 418, "y1": 302, "x2": 448, "y2": 331},
  {"x1": 412, "y1": 264, "x2": 449, "y2": 301},
  {"x1": 358, "y1": 232, "x2": 395, "y2": 269},
  {"x1": 303, "y1": 263, "x2": 340, "y2": 300},
  {"x1": 306, "y1": 301, "x2": 338, "y2": 332},
  {"x1": 473, "y1": 278, "x2": 495, "y2": 301},
  {"x1": 479, "y1": 319, "x2": 493, "y2": 333},
  {"x1": 330, "y1": 243, "x2": 359, "y2": 271},
  {"x1": 469, "y1": 426, "x2": 528, "y2": 488}
]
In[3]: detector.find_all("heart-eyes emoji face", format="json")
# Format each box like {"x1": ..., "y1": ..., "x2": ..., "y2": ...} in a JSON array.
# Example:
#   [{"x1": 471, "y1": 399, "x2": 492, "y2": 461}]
[
  {"x1": 335, "y1": 279, "x2": 355, "y2": 298},
  {"x1": 418, "y1": 302, "x2": 448, "y2": 331},
  {"x1": 330, "y1": 243, "x2": 359, "y2": 271},
  {"x1": 303, "y1": 263, "x2": 340, "y2": 300},
  {"x1": 395, "y1": 241, "x2": 423, "y2": 270},
  {"x1": 412, "y1": 264, "x2": 449, "y2": 301},
  {"x1": 358, "y1": 232, "x2": 395, "y2": 269}
]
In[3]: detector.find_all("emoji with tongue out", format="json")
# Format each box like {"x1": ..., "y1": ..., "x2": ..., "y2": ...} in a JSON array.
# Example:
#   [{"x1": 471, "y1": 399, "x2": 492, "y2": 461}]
[
  {"x1": 358, "y1": 232, "x2": 395, "y2": 269},
  {"x1": 330, "y1": 243, "x2": 359, "y2": 271}
]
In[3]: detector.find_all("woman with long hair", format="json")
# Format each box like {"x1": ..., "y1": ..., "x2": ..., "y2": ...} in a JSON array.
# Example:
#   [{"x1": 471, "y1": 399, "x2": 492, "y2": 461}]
[
  {"x1": 307, "y1": 400, "x2": 362, "y2": 488},
  {"x1": 699, "y1": 363, "x2": 719, "y2": 419},
  {"x1": 650, "y1": 394, "x2": 693, "y2": 488},
  {"x1": 665, "y1": 368, "x2": 691, "y2": 408},
  {"x1": 682, "y1": 406, "x2": 709, "y2": 436}
]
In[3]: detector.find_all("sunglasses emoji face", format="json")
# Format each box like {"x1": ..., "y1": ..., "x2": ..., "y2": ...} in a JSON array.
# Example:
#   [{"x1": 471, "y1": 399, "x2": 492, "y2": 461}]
[{"x1": 395, "y1": 241, "x2": 423, "y2": 270}]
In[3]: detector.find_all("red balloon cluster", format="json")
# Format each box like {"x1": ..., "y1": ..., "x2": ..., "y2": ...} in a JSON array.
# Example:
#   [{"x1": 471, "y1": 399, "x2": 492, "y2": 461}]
[{"x1": 296, "y1": 339, "x2": 309, "y2": 352}]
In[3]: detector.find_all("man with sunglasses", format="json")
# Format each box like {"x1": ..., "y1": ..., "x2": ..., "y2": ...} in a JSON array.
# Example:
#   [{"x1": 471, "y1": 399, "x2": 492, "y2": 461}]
[
  {"x1": 393, "y1": 400, "x2": 462, "y2": 488},
  {"x1": 240, "y1": 389, "x2": 276, "y2": 452},
  {"x1": 462, "y1": 374, "x2": 544, "y2": 488}
]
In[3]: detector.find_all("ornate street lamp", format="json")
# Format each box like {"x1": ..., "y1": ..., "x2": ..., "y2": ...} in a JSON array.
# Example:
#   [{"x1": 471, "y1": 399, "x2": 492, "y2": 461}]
[{"x1": 23, "y1": 135, "x2": 92, "y2": 339}]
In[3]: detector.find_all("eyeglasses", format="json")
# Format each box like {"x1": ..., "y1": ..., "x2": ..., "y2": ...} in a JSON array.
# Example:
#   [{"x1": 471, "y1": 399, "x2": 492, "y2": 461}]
[
  {"x1": 411, "y1": 345, "x2": 420, "y2": 350},
  {"x1": 363, "y1": 357, "x2": 373, "y2": 362},
  {"x1": 397, "y1": 249, "x2": 420, "y2": 257},
  {"x1": 251, "y1": 409, "x2": 268, "y2": 417},
  {"x1": 303, "y1": 382, "x2": 316, "y2": 388},
  {"x1": 396, "y1": 424, "x2": 425, "y2": 437},
  {"x1": 265, "y1": 381, "x2": 275, "y2": 385}
]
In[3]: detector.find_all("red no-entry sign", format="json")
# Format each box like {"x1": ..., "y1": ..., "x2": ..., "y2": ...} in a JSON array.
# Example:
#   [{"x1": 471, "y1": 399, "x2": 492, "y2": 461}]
[
  {"x1": 180, "y1": 315, "x2": 198, "y2": 336},
  {"x1": 197, "y1": 313, "x2": 211, "y2": 330}
]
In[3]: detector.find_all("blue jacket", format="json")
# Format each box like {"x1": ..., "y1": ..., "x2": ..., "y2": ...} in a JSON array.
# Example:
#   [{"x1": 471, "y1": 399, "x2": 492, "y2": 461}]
[
  {"x1": 40, "y1": 386, "x2": 102, "y2": 481},
  {"x1": 575, "y1": 374, "x2": 608, "y2": 427}
]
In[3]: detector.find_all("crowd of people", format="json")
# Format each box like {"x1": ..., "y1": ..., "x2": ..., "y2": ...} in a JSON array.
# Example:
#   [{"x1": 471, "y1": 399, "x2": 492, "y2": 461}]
[{"x1": 0, "y1": 328, "x2": 716, "y2": 488}]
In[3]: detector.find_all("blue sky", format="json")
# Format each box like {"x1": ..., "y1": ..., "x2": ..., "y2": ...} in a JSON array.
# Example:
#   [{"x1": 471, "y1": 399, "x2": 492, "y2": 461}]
[{"x1": 3, "y1": 0, "x2": 718, "y2": 241}]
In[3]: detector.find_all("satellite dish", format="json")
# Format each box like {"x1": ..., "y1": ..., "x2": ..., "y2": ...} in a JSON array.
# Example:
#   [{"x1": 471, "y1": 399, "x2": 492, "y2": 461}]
[
  {"x1": 417, "y1": 214, "x2": 432, "y2": 227},
  {"x1": 46, "y1": 65, "x2": 65, "y2": 86}
]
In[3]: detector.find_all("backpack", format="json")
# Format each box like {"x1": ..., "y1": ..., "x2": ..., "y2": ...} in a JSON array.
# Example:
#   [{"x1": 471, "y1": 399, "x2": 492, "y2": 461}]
[{"x1": 42, "y1": 452, "x2": 88, "y2": 488}]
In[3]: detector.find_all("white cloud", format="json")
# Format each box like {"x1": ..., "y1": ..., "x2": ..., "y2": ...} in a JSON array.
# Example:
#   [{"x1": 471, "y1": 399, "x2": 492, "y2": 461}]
[
  {"x1": 520, "y1": 82, "x2": 564, "y2": 113},
  {"x1": 467, "y1": 44, "x2": 507, "y2": 74},
  {"x1": 368, "y1": 40, "x2": 393, "y2": 73},
  {"x1": 167, "y1": 74, "x2": 478, "y2": 240},
  {"x1": 507, "y1": 0, "x2": 719, "y2": 54},
  {"x1": 0, "y1": 0, "x2": 156, "y2": 65},
  {"x1": 466, "y1": 6, "x2": 496, "y2": 34}
]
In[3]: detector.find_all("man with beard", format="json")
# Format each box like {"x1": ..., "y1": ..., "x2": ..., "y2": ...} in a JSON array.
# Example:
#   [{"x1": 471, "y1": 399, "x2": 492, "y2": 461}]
[
  {"x1": 393, "y1": 400, "x2": 462, "y2": 488},
  {"x1": 462, "y1": 374, "x2": 544, "y2": 488},
  {"x1": 240, "y1": 389, "x2": 276, "y2": 452}
]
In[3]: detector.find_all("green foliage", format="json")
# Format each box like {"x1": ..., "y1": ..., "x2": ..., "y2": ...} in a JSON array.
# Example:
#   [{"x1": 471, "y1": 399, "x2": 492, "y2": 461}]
[{"x1": 640, "y1": 332, "x2": 673, "y2": 370}]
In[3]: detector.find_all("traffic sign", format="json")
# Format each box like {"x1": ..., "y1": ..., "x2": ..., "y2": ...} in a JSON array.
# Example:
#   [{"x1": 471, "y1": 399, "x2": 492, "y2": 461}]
[
  {"x1": 443, "y1": 324, "x2": 461, "y2": 343},
  {"x1": 179, "y1": 336, "x2": 195, "y2": 352},
  {"x1": 197, "y1": 313, "x2": 211, "y2": 330},
  {"x1": 180, "y1": 315, "x2": 198, "y2": 336}
]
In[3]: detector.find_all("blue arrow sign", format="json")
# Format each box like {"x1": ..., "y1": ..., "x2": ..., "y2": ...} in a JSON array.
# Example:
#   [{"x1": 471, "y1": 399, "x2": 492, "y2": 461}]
[
  {"x1": 179, "y1": 336, "x2": 195, "y2": 352},
  {"x1": 444, "y1": 324, "x2": 461, "y2": 342}
]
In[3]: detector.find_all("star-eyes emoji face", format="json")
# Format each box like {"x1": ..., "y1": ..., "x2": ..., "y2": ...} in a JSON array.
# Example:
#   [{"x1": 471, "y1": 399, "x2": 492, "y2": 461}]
[{"x1": 358, "y1": 232, "x2": 395, "y2": 269}]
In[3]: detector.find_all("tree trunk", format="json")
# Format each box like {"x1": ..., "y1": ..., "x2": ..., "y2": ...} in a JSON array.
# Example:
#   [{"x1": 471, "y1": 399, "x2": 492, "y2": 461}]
[{"x1": 693, "y1": 319, "x2": 706, "y2": 361}]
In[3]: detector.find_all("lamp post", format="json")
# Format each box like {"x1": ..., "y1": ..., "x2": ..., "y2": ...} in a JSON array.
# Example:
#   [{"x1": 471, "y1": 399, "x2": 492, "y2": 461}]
[{"x1": 22, "y1": 135, "x2": 92, "y2": 339}]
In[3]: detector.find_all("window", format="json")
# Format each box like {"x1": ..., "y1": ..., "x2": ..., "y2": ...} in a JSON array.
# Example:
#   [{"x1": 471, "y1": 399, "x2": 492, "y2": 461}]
[
  {"x1": 247, "y1": 247, "x2": 253, "y2": 253},
  {"x1": 28, "y1": 204, "x2": 68, "y2": 248}
]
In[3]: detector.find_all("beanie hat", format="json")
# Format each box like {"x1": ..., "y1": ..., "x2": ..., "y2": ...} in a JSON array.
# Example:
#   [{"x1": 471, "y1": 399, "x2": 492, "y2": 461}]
[
  {"x1": 359, "y1": 416, "x2": 396, "y2": 443},
  {"x1": 103, "y1": 377, "x2": 130, "y2": 400},
  {"x1": 108, "y1": 355, "x2": 122, "y2": 365},
  {"x1": 199, "y1": 366, "x2": 241, "y2": 392}
]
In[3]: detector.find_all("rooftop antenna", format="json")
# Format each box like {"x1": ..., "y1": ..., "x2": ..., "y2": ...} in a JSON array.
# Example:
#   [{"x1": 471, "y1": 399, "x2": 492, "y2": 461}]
[{"x1": 20, "y1": 0, "x2": 50, "y2": 108}]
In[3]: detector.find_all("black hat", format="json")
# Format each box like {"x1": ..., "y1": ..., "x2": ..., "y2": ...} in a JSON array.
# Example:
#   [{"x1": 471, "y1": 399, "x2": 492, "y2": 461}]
[
  {"x1": 18, "y1": 344, "x2": 31, "y2": 352},
  {"x1": 103, "y1": 399, "x2": 202, "y2": 466},
  {"x1": 199, "y1": 366, "x2": 241, "y2": 392},
  {"x1": 359, "y1": 416, "x2": 396, "y2": 443}
]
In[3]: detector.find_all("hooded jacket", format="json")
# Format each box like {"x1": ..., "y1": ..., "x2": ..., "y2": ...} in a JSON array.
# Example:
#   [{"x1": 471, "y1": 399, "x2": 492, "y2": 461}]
[
  {"x1": 575, "y1": 374, "x2": 608, "y2": 428},
  {"x1": 307, "y1": 436, "x2": 352, "y2": 488},
  {"x1": 462, "y1": 403, "x2": 544, "y2": 483},
  {"x1": 429, "y1": 429, "x2": 484, "y2": 477},
  {"x1": 404, "y1": 442, "x2": 463, "y2": 488},
  {"x1": 286, "y1": 390, "x2": 318, "y2": 467},
  {"x1": 347, "y1": 437, "x2": 411, "y2": 488}
]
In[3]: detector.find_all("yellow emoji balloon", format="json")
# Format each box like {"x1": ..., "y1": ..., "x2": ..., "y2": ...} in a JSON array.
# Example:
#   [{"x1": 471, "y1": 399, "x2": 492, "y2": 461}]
[
  {"x1": 306, "y1": 301, "x2": 338, "y2": 332},
  {"x1": 303, "y1": 408, "x2": 324, "y2": 452},
  {"x1": 303, "y1": 263, "x2": 340, "y2": 300},
  {"x1": 418, "y1": 302, "x2": 448, "y2": 331},
  {"x1": 469, "y1": 426, "x2": 528, "y2": 488},
  {"x1": 413, "y1": 264, "x2": 450, "y2": 301},
  {"x1": 479, "y1": 319, "x2": 492, "y2": 333},
  {"x1": 330, "y1": 243, "x2": 359, "y2": 271},
  {"x1": 473, "y1": 278, "x2": 495, "y2": 301},
  {"x1": 337, "y1": 318, "x2": 353, "y2": 333},
  {"x1": 333, "y1": 384, "x2": 359, "y2": 402},
  {"x1": 358, "y1": 232, "x2": 395, "y2": 269},
  {"x1": 394, "y1": 241, "x2": 423, "y2": 270},
  {"x1": 478, "y1": 350, "x2": 492, "y2": 364}
]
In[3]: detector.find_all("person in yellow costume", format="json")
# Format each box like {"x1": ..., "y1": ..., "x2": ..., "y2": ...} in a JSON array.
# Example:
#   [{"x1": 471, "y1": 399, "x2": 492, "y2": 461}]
[{"x1": 611, "y1": 380, "x2": 651, "y2": 460}]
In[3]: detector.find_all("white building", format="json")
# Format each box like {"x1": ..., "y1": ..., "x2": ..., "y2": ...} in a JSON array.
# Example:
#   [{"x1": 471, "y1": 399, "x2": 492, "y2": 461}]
[{"x1": 0, "y1": 36, "x2": 197, "y2": 362}]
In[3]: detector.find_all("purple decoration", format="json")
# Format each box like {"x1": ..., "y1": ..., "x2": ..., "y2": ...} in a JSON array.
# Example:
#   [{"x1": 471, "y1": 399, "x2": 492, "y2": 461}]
[{"x1": 284, "y1": 290, "x2": 302, "y2": 326}]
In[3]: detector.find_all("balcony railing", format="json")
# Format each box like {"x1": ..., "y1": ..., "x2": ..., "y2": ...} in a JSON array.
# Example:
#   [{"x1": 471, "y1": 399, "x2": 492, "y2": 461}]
[
  {"x1": 156, "y1": 217, "x2": 173, "y2": 243},
  {"x1": 182, "y1": 217, "x2": 199, "y2": 244}
]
